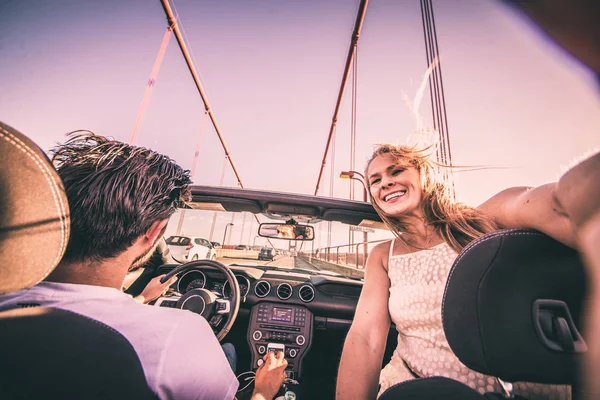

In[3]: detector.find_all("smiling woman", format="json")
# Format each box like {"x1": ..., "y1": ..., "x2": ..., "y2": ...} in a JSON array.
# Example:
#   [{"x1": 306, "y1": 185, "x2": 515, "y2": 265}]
[
  {"x1": 335, "y1": 141, "x2": 584, "y2": 399},
  {"x1": 365, "y1": 144, "x2": 497, "y2": 253}
]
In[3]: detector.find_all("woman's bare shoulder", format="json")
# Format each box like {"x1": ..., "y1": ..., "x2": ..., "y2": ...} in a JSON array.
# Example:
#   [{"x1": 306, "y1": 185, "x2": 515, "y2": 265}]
[{"x1": 369, "y1": 240, "x2": 393, "y2": 272}]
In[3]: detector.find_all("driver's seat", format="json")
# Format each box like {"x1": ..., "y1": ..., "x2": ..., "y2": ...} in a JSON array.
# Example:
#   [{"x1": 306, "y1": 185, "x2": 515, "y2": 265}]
[{"x1": 0, "y1": 122, "x2": 156, "y2": 399}]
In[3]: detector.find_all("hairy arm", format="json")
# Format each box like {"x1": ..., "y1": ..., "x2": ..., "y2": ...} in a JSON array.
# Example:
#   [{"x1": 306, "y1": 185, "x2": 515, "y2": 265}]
[
  {"x1": 478, "y1": 183, "x2": 576, "y2": 248},
  {"x1": 336, "y1": 242, "x2": 392, "y2": 400}
]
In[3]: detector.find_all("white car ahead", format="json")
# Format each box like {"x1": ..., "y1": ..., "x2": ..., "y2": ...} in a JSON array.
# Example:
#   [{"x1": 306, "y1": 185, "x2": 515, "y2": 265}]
[{"x1": 165, "y1": 236, "x2": 217, "y2": 262}]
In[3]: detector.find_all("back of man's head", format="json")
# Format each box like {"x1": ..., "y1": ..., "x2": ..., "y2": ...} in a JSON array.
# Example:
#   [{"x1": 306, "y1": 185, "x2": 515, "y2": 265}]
[{"x1": 51, "y1": 132, "x2": 191, "y2": 263}]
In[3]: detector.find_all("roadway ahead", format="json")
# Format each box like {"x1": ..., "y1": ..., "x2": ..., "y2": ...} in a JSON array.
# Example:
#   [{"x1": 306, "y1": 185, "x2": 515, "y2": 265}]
[{"x1": 216, "y1": 255, "x2": 319, "y2": 271}]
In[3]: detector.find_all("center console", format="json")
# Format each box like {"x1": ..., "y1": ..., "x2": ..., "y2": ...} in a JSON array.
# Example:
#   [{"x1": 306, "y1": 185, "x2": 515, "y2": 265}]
[{"x1": 248, "y1": 301, "x2": 313, "y2": 381}]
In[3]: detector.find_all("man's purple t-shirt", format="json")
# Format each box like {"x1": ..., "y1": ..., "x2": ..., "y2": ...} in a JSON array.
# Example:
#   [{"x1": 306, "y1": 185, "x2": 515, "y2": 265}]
[{"x1": 0, "y1": 282, "x2": 239, "y2": 400}]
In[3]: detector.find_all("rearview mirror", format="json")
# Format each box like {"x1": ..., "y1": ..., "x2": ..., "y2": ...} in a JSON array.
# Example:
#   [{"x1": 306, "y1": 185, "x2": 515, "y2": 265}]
[{"x1": 258, "y1": 223, "x2": 314, "y2": 241}]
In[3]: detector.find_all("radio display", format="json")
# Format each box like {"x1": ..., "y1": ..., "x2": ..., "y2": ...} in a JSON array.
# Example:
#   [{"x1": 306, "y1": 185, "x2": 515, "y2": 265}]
[{"x1": 271, "y1": 307, "x2": 293, "y2": 322}]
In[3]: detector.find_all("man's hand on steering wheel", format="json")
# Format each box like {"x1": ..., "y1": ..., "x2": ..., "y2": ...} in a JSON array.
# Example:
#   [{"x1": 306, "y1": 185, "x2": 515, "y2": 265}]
[
  {"x1": 135, "y1": 275, "x2": 177, "y2": 304},
  {"x1": 154, "y1": 259, "x2": 240, "y2": 342}
]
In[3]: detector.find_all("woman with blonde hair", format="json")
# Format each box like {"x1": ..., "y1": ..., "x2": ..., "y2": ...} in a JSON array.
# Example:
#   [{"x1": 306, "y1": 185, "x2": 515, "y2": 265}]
[{"x1": 336, "y1": 143, "x2": 597, "y2": 400}]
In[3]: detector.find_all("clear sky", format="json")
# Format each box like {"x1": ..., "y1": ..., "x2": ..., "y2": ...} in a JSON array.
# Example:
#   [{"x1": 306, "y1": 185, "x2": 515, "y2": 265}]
[{"x1": 1, "y1": 0, "x2": 598, "y2": 211}]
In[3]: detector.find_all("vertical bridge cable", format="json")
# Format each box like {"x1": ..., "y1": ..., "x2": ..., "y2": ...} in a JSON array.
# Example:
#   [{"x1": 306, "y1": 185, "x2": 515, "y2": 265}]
[
  {"x1": 129, "y1": 26, "x2": 173, "y2": 145},
  {"x1": 349, "y1": 46, "x2": 358, "y2": 248},
  {"x1": 427, "y1": 0, "x2": 456, "y2": 199},
  {"x1": 208, "y1": 155, "x2": 229, "y2": 242},
  {"x1": 175, "y1": 111, "x2": 209, "y2": 235},
  {"x1": 350, "y1": 46, "x2": 358, "y2": 201},
  {"x1": 328, "y1": 129, "x2": 337, "y2": 249},
  {"x1": 314, "y1": 0, "x2": 369, "y2": 196},
  {"x1": 427, "y1": 0, "x2": 453, "y2": 169},
  {"x1": 420, "y1": 0, "x2": 444, "y2": 164},
  {"x1": 420, "y1": 0, "x2": 455, "y2": 198}
]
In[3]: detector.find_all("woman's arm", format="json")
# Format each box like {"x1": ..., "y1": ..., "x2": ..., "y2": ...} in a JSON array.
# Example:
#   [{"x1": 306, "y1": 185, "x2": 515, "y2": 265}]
[
  {"x1": 478, "y1": 183, "x2": 576, "y2": 248},
  {"x1": 553, "y1": 152, "x2": 600, "y2": 399},
  {"x1": 336, "y1": 242, "x2": 392, "y2": 400},
  {"x1": 479, "y1": 151, "x2": 600, "y2": 251}
]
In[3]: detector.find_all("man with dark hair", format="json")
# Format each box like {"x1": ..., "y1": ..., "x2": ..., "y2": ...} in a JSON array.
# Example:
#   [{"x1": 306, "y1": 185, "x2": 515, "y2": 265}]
[{"x1": 0, "y1": 133, "x2": 287, "y2": 400}]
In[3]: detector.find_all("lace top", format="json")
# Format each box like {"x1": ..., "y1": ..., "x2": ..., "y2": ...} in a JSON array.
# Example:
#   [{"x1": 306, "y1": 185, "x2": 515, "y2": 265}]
[{"x1": 378, "y1": 239, "x2": 570, "y2": 400}]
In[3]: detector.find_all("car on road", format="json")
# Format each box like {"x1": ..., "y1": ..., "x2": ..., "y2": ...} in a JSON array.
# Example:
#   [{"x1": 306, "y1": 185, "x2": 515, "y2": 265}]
[
  {"x1": 258, "y1": 247, "x2": 275, "y2": 261},
  {"x1": 165, "y1": 235, "x2": 217, "y2": 262}
]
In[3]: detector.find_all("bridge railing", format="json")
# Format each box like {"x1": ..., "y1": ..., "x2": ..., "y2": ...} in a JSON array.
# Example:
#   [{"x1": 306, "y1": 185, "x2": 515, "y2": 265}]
[{"x1": 300, "y1": 239, "x2": 390, "y2": 270}]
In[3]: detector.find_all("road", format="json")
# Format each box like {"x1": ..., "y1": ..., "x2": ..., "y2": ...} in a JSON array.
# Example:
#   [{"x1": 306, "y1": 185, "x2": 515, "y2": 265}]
[{"x1": 216, "y1": 255, "x2": 319, "y2": 271}]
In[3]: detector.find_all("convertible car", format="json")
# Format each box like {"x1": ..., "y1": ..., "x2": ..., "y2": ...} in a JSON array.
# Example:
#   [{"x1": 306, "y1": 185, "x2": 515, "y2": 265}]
[
  {"x1": 123, "y1": 185, "x2": 397, "y2": 399},
  {"x1": 0, "y1": 123, "x2": 588, "y2": 400},
  {"x1": 123, "y1": 185, "x2": 588, "y2": 400}
]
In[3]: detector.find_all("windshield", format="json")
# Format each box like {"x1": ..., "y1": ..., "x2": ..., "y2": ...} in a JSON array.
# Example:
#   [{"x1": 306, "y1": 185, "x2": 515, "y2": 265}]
[
  {"x1": 165, "y1": 236, "x2": 191, "y2": 246},
  {"x1": 165, "y1": 208, "x2": 394, "y2": 280}
]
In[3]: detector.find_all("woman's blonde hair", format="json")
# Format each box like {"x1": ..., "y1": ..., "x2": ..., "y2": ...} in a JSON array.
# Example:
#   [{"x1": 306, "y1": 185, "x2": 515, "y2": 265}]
[{"x1": 365, "y1": 143, "x2": 498, "y2": 253}]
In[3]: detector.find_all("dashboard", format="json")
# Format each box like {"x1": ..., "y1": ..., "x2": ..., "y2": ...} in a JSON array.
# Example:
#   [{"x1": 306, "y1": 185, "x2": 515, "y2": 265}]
[
  {"x1": 157, "y1": 263, "x2": 363, "y2": 327},
  {"x1": 175, "y1": 269, "x2": 250, "y2": 298},
  {"x1": 155, "y1": 263, "x2": 364, "y2": 380}
]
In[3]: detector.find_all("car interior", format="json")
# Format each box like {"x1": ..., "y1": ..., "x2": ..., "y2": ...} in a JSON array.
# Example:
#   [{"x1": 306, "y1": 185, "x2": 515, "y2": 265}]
[{"x1": 0, "y1": 121, "x2": 588, "y2": 399}]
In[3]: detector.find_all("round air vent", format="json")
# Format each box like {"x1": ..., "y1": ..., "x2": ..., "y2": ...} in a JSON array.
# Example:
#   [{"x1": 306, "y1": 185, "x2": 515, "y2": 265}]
[
  {"x1": 298, "y1": 284, "x2": 315, "y2": 303},
  {"x1": 254, "y1": 280, "x2": 271, "y2": 298},
  {"x1": 276, "y1": 283, "x2": 293, "y2": 300}
]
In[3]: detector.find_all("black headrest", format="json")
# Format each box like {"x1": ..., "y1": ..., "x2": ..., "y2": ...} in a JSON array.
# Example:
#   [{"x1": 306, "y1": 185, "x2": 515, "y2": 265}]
[
  {"x1": 0, "y1": 122, "x2": 70, "y2": 294},
  {"x1": 378, "y1": 376, "x2": 487, "y2": 400},
  {"x1": 0, "y1": 307, "x2": 156, "y2": 399},
  {"x1": 442, "y1": 229, "x2": 586, "y2": 385}
]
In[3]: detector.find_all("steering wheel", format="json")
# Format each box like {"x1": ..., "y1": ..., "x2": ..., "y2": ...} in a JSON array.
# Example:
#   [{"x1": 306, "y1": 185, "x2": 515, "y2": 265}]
[{"x1": 158, "y1": 259, "x2": 240, "y2": 341}]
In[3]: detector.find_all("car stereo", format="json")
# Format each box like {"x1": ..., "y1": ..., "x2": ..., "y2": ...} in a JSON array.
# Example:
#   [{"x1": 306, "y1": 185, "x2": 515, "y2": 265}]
[{"x1": 248, "y1": 302, "x2": 312, "y2": 380}]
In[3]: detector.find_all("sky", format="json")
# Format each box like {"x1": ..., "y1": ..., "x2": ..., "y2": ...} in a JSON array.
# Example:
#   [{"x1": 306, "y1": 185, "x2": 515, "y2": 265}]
[{"x1": 1, "y1": 0, "x2": 599, "y2": 213}]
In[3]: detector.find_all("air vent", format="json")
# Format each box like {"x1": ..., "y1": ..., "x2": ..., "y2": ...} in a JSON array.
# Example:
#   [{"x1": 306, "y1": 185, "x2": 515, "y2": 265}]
[
  {"x1": 276, "y1": 283, "x2": 293, "y2": 300},
  {"x1": 254, "y1": 280, "x2": 271, "y2": 298},
  {"x1": 298, "y1": 284, "x2": 315, "y2": 303}
]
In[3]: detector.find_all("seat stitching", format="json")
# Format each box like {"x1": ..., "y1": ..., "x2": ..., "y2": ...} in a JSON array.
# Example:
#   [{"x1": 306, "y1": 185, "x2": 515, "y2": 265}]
[
  {"x1": 442, "y1": 229, "x2": 542, "y2": 315},
  {"x1": 440, "y1": 229, "x2": 543, "y2": 351},
  {"x1": 0, "y1": 127, "x2": 69, "y2": 279}
]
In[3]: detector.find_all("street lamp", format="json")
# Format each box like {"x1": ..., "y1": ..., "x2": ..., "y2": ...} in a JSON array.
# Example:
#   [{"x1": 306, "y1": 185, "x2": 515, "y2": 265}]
[
  {"x1": 340, "y1": 170, "x2": 369, "y2": 268},
  {"x1": 339, "y1": 171, "x2": 368, "y2": 202},
  {"x1": 223, "y1": 223, "x2": 234, "y2": 246},
  {"x1": 253, "y1": 235, "x2": 260, "y2": 248}
]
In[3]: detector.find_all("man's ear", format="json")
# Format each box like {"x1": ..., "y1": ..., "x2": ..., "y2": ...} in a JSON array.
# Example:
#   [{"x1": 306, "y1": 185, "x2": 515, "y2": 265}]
[{"x1": 145, "y1": 219, "x2": 169, "y2": 245}]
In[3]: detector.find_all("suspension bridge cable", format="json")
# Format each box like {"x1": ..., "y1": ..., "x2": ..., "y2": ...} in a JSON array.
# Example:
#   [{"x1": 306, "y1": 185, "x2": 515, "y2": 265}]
[
  {"x1": 420, "y1": 0, "x2": 445, "y2": 164},
  {"x1": 349, "y1": 46, "x2": 358, "y2": 248},
  {"x1": 327, "y1": 128, "x2": 337, "y2": 249},
  {"x1": 350, "y1": 46, "x2": 358, "y2": 201},
  {"x1": 209, "y1": 156, "x2": 229, "y2": 242},
  {"x1": 424, "y1": 0, "x2": 449, "y2": 166},
  {"x1": 427, "y1": 0, "x2": 453, "y2": 168},
  {"x1": 314, "y1": 0, "x2": 369, "y2": 196},
  {"x1": 160, "y1": 0, "x2": 245, "y2": 189},
  {"x1": 420, "y1": 0, "x2": 455, "y2": 197},
  {"x1": 175, "y1": 111, "x2": 209, "y2": 235},
  {"x1": 129, "y1": 25, "x2": 173, "y2": 145}
]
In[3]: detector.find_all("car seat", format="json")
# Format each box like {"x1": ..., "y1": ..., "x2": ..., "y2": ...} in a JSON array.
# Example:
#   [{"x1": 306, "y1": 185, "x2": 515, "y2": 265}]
[
  {"x1": 380, "y1": 229, "x2": 587, "y2": 400},
  {"x1": 0, "y1": 122, "x2": 157, "y2": 399}
]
